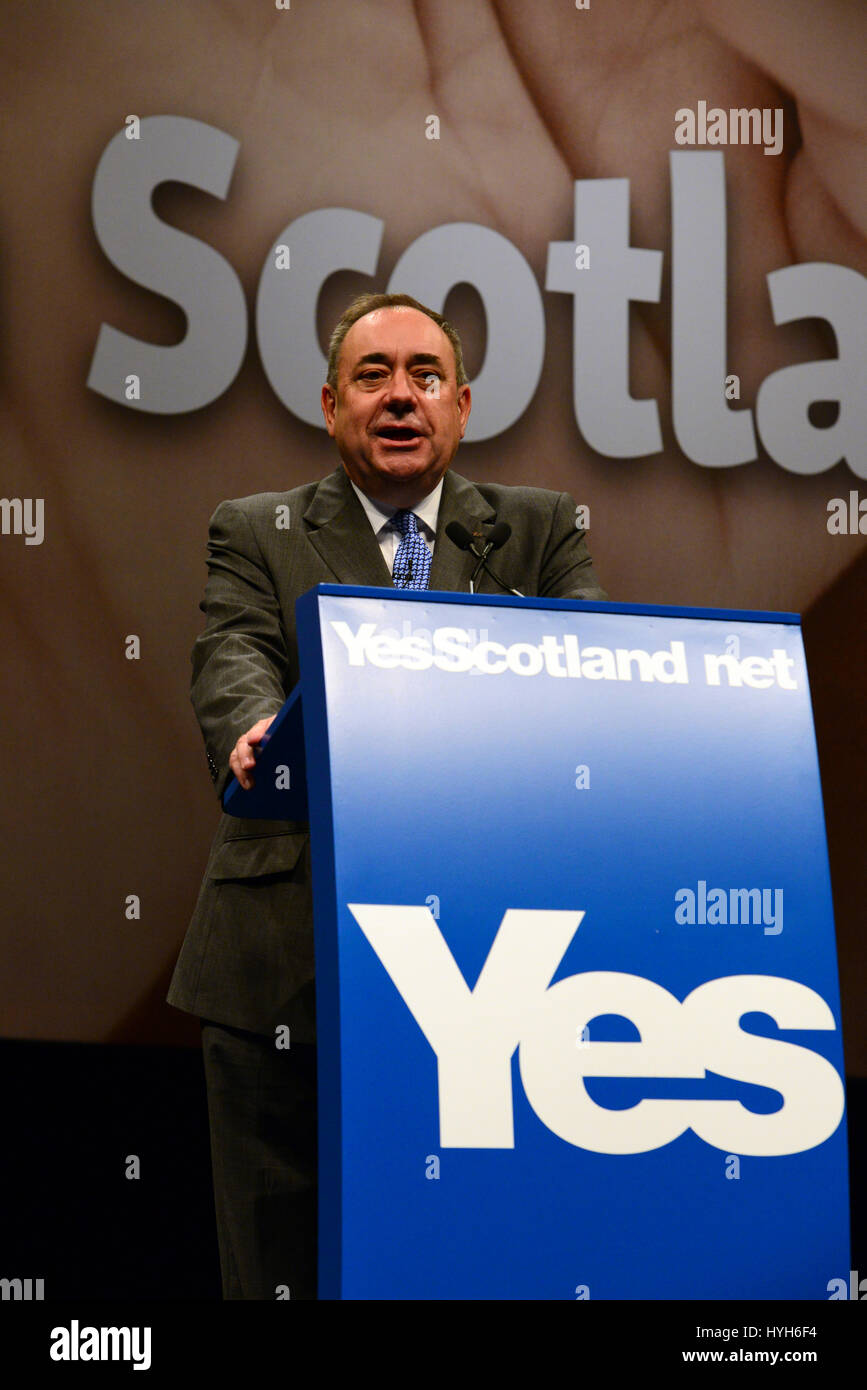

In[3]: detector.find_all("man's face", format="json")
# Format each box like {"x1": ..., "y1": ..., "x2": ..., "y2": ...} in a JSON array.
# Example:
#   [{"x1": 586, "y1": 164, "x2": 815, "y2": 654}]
[{"x1": 321, "y1": 307, "x2": 472, "y2": 506}]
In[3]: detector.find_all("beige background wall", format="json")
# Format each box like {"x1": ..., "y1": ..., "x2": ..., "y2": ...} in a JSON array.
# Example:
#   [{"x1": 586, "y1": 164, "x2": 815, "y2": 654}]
[{"x1": 1, "y1": 0, "x2": 864, "y2": 1069}]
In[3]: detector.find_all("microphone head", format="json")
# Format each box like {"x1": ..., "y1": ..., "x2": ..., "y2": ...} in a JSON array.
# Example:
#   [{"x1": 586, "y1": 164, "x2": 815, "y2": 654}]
[
  {"x1": 488, "y1": 521, "x2": 512, "y2": 551},
  {"x1": 445, "y1": 520, "x2": 473, "y2": 551}
]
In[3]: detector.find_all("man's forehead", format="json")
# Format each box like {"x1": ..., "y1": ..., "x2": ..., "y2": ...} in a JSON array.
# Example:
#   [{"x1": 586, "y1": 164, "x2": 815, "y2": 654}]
[{"x1": 341, "y1": 307, "x2": 452, "y2": 366}]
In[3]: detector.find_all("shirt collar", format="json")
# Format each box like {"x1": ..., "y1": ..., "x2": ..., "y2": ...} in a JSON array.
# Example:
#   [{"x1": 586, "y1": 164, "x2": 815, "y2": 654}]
[{"x1": 349, "y1": 474, "x2": 444, "y2": 539}]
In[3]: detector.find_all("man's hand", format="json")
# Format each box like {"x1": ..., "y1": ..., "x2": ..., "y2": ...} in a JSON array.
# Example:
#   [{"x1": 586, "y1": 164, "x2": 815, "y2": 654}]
[{"x1": 229, "y1": 716, "x2": 276, "y2": 792}]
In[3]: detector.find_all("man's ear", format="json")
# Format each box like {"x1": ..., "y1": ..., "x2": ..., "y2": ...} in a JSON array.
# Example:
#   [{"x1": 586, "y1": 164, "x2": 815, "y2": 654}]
[
  {"x1": 321, "y1": 382, "x2": 337, "y2": 435},
  {"x1": 457, "y1": 384, "x2": 472, "y2": 437}
]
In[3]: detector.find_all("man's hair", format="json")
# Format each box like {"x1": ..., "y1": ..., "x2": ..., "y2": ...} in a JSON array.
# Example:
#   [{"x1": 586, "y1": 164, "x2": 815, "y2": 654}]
[{"x1": 326, "y1": 292, "x2": 468, "y2": 389}]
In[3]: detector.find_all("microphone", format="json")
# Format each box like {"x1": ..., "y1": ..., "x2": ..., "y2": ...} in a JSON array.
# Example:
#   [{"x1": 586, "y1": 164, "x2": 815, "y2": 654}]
[{"x1": 445, "y1": 520, "x2": 524, "y2": 596}]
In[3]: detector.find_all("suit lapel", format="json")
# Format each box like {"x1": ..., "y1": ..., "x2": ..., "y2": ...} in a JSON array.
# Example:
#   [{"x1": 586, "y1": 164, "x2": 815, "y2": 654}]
[
  {"x1": 428, "y1": 469, "x2": 497, "y2": 592},
  {"x1": 303, "y1": 465, "x2": 498, "y2": 593},
  {"x1": 303, "y1": 468, "x2": 393, "y2": 586}
]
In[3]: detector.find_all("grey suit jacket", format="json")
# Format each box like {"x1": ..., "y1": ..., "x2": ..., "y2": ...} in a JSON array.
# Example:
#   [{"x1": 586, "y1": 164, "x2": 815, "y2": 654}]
[{"x1": 167, "y1": 465, "x2": 607, "y2": 1040}]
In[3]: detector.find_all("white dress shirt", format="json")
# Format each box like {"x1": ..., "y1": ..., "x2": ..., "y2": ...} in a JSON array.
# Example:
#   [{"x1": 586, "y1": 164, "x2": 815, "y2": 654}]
[{"x1": 349, "y1": 476, "x2": 443, "y2": 576}]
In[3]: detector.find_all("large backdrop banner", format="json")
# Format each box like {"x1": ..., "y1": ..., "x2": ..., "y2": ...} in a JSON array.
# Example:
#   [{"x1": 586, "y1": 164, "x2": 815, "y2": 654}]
[{"x1": 0, "y1": 0, "x2": 865, "y2": 1072}]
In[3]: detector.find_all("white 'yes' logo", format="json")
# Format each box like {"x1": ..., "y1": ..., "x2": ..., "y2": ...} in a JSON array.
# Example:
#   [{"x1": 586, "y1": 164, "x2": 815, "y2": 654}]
[{"x1": 348, "y1": 905, "x2": 844, "y2": 1156}]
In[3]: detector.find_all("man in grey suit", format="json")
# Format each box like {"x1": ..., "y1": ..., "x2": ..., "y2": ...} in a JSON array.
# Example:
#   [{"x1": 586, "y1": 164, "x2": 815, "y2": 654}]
[{"x1": 168, "y1": 291, "x2": 607, "y2": 1299}]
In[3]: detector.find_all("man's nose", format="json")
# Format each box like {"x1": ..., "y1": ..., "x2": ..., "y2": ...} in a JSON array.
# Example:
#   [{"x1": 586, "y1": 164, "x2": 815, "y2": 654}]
[{"x1": 382, "y1": 367, "x2": 415, "y2": 408}]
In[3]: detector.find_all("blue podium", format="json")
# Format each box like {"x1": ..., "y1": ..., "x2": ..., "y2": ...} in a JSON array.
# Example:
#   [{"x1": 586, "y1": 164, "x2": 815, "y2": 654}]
[{"x1": 224, "y1": 585, "x2": 849, "y2": 1300}]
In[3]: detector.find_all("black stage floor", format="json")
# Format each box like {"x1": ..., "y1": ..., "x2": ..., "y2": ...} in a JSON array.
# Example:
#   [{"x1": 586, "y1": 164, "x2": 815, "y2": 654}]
[{"x1": 0, "y1": 1039, "x2": 863, "y2": 1301}]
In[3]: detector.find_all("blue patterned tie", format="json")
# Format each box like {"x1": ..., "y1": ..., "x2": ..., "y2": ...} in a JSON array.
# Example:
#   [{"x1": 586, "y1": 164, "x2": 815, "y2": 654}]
[{"x1": 391, "y1": 509, "x2": 432, "y2": 590}]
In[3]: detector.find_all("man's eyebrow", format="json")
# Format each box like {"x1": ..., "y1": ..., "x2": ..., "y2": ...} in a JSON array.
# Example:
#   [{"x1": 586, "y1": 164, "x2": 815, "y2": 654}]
[
  {"x1": 353, "y1": 352, "x2": 446, "y2": 370},
  {"x1": 406, "y1": 353, "x2": 445, "y2": 369},
  {"x1": 354, "y1": 353, "x2": 391, "y2": 368}
]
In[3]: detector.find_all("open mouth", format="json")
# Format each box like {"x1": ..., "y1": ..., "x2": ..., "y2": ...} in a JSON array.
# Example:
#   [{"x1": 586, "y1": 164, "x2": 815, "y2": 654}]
[{"x1": 376, "y1": 426, "x2": 424, "y2": 446}]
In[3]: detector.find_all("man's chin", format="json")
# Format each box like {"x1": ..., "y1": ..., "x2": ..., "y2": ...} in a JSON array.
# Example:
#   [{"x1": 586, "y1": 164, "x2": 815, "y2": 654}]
[
  {"x1": 372, "y1": 442, "x2": 427, "y2": 464},
  {"x1": 350, "y1": 450, "x2": 448, "y2": 503},
  {"x1": 370, "y1": 447, "x2": 433, "y2": 476}
]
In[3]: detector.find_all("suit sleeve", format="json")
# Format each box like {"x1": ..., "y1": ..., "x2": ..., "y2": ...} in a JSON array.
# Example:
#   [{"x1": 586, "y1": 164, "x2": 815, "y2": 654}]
[
  {"x1": 538, "y1": 492, "x2": 609, "y2": 600},
  {"x1": 190, "y1": 499, "x2": 289, "y2": 802}
]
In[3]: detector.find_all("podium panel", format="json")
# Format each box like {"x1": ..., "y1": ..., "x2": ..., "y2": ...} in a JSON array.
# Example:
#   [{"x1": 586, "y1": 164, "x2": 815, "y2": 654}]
[{"x1": 248, "y1": 586, "x2": 850, "y2": 1299}]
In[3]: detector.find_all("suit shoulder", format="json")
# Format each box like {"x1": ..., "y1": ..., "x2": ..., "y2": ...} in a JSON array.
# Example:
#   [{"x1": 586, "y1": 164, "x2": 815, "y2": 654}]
[
  {"x1": 209, "y1": 480, "x2": 322, "y2": 524},
  {"x1": 462, "y1": 478, "x2": 569, "y2": 514}
]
